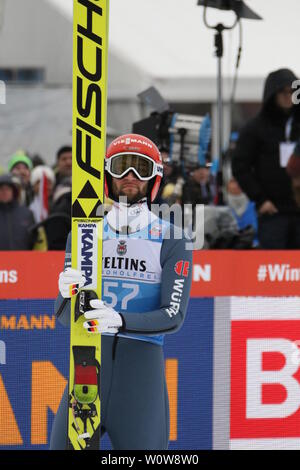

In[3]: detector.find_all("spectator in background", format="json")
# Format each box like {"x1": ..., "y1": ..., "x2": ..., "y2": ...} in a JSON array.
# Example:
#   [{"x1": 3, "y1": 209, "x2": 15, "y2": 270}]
[
  {"x1": 287, "y1": 139, "x2": 300, "y2": 207},
  {"x1": 223, "y1": 131, "x2": 239, "y2": 184},
  {"x1": 54, "y1": 146, "x2": 72, "y2": 188},
  {"x1": 181, "y1": 163, "x2": 215, "y2": 232},
  {"x1": 8, "y1": 150, "x2": 33, "y2": 206},
  {"x1": 232, "y1": 68, "x2": 300, "y2": 249},
  {"x1": 155, "y1": 148, "x2": 183, "y2": 205},
  {"x1": 47, "y1": 176, "x2": 72, "y2": 250},
  {"x1": 29, "y1": 165, "x2": 55, "y2": 224},
  {"x1": 0, "y1": 174, "x2": 36, "y2": 250},
  {"x1": 227, "y1": 178, "x2": 258, "y2": 247},
  {"x1": 31, "y1": 154, "x2": 45, "y2": 168},
  {"x1": 52, "y1": 176, "x2": 72, "y2": 215},
  {"x1": 182, "y1": 164, "x2": 215, "y2": 208}
]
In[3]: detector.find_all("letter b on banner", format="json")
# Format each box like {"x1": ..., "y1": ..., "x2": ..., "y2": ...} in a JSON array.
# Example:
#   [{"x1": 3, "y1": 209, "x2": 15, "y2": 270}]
[
  {"x1": 231, "y1": 319, "x2": 300, "y2": 440},
  {"x1": 246, "y1": 339, "x2": 300, "y2": 419}
]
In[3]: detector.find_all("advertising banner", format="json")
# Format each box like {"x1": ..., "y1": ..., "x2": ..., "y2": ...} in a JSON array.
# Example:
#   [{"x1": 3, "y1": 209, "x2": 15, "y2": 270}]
[
  {"x1": 230, "y1": 297, "x2": 300, "y2": 449},
  {"x1": 0, "y1": 252, "x2": 214, "y2": 450},
  {"x1": 1, "y1": 251, "x2": 300, "y2": 450}
]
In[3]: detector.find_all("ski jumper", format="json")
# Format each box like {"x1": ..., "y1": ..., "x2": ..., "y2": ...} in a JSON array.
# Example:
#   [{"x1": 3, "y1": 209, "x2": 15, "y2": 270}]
[{"x1": 50, "y1": 200, "x2": 192, "y2": 450}]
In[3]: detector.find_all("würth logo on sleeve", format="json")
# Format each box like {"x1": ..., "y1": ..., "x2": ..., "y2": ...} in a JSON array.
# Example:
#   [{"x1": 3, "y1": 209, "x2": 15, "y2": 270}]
[{"x1": 174, "y1": 261, "x2": 190, "y2": 278}]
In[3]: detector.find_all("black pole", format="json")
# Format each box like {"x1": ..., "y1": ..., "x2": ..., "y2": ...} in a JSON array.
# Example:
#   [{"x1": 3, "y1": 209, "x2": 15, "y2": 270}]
[
  {"x1": 215, "y1": 25, "x2": 225, "y2": 204},
  {"x1": 202, "y1": 8, "x2": 238, "y2": 205}
]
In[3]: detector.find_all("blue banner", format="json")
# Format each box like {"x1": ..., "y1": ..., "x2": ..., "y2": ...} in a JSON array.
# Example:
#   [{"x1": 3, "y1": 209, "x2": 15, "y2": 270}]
[{"x1": 0, "y1": 298, "x2": 213, "y2": 450}]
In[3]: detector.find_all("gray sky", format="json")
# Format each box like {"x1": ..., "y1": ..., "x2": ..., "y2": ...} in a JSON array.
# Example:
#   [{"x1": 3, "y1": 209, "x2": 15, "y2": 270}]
[
  {"x1": 49, "y1": 0, "x2": 300, "y2": 79},
  {"x1": 109, "y1": 0, "x2": 300, "y2": 79}
]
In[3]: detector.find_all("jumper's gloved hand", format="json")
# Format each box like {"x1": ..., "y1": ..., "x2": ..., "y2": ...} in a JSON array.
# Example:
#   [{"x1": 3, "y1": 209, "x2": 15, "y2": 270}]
[
  {"x1": 83, "y1": 299, "x2": 123, "y2": 334},
  {"x1": 58, "y1": 268, "x2": 86, "y2": 298}
]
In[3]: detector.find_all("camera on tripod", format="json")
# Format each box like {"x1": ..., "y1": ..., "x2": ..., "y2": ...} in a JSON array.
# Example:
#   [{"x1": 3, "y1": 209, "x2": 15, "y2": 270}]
[{"x1": 132, "y1": 87, "x2": 211, "y2": 174}]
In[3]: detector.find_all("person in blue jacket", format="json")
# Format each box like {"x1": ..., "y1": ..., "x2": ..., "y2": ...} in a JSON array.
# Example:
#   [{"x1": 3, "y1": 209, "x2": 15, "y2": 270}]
[
  {"x1": 50, "y1": 134, "x2": 192, "y2": 450},
  {"x1": 227, "y1": 178, "x2": 259, "y2": 247}
]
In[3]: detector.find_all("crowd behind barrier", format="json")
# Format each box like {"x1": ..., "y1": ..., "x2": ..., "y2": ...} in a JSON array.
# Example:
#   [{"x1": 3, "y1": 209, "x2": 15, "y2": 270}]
[{"x1": 1, "y1": 68, "x2": 300, "y2": 251}]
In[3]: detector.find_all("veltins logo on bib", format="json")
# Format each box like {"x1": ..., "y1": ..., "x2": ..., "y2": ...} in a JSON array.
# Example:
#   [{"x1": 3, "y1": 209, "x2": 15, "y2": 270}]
[{"x1": 117, "y1": 240, "x2": 127, "y2": 256}]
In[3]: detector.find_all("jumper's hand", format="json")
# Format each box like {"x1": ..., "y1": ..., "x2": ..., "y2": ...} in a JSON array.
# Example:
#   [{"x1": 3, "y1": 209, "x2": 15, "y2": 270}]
[
  {"x1": 83, "y1": 299, "x2": 123, "y2": 334},
  {"x1": 58, "y1": 268, "x2": 86, "y2": 298}
]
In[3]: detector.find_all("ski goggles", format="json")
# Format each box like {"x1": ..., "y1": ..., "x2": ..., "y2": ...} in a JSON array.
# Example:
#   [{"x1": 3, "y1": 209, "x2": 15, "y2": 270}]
[{"x1": 105, "y1": 153, "x2": 163, "y2": 181}]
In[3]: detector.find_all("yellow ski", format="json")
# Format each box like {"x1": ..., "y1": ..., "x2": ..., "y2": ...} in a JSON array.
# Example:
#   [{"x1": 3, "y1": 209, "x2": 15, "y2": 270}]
[{"x1": 68, "y1": 0, "x2": 109, "y2": 450}]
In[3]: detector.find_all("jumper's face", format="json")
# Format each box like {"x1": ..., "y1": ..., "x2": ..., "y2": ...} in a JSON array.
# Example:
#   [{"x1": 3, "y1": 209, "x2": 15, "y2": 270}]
[
  {"x1": 111, "y1": 171, "x2": 148, "y2": 203},
  {"x1": 11, "y1": 163, "x2": 31, "y2": 185}
]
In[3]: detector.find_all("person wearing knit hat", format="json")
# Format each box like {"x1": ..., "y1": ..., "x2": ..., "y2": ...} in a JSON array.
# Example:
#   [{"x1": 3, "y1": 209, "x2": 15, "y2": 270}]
[
  {"x1": 30, "y1": 165, "x2": 55, "y2": 188},
  {"x1": 8, "y1": 150, "x2": 33, "y2": 173},
  {"x1": 29, "y1": 165, "x2": 55, "y2": 223},
  {"x1": 8, "y1": 150, "x2": 33, "y2": 206}
]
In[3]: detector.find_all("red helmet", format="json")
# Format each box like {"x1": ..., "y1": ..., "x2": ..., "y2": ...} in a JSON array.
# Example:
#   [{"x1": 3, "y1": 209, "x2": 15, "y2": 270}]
[{"x1": 105, "y1": 133, "x2": 163, "y2": 202}]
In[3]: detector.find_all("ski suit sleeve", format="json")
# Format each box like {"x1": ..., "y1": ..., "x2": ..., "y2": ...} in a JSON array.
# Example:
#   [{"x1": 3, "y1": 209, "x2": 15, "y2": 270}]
[
  {"x1": 120, "y1": 227, "x2": 193, "y2": 336},
  {"x1": 54, "y1": 233, "x2": 72, "y2": 326}
]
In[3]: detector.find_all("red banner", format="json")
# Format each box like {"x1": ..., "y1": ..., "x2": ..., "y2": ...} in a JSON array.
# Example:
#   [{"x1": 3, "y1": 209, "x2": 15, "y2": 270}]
[
  {"x1": 1, "y1": 251, "x2": 300, "y2": 299},
  {"x1": 0, "y1": 252, "x2": 64, "y2": 299},
  {"x1": 191, "y1": 251, "x2": 300, "y2": 297}
]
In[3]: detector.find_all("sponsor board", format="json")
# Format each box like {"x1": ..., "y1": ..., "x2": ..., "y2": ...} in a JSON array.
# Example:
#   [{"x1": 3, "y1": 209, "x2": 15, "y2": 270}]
[
  {"x1": 0, "y1": 341, "x2": 5, "y2": 364},
  {"x1": 0, "y1": 297, "x2": 213, "y2": 450},
  {"x1": 0, "y1": 271, "x2": 17, "y2": 284},
  {"x1": 2, "y1": 252, "x2": 300, "y2": 449},
  {"x1": 3, "y1": 252, "x2": 300, "y2": 299},
  {"x1": 230, "y1": 298, "x2": 300, "y2": 449},
  {"x1": 0, "y1": 252, "x2": 63, "y2": 299},
  {"x1": 191, "y1": 251, "x2": 300, "y2": 296}
]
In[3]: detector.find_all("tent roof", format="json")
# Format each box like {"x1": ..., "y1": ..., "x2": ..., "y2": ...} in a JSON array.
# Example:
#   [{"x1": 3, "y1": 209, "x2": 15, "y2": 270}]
[{"x1": 46, "y1": 0, "x2": 300, "y2": 80}]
